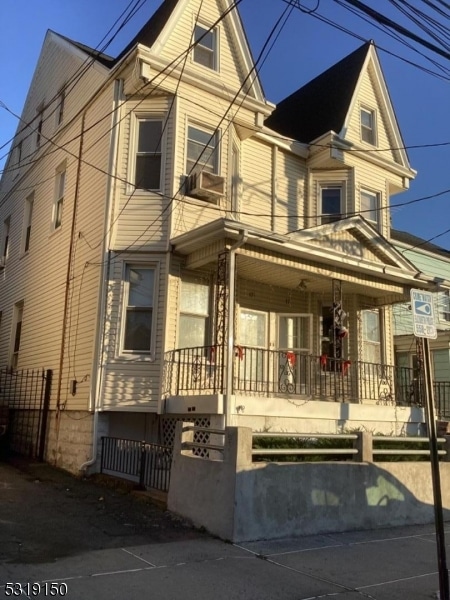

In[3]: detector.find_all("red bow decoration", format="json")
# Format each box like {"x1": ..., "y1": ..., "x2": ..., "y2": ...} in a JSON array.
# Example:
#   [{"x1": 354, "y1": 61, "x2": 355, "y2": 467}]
[{"x1": 286, "y1": 351, "x2": 296, "y2": 366}]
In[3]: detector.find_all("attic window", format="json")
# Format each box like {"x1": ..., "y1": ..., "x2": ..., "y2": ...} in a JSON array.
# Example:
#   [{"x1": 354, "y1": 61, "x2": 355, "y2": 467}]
[
  {"x1": 193, "y1": 24, "x2": 217, "y2": 70},
  {"x1": 360, "y1": 107, "x2": 376, "y2": 145}
]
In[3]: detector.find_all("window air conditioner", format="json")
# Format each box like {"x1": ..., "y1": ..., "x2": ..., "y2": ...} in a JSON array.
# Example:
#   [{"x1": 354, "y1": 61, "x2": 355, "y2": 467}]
[{"x1": 187, "y1": 171, "x2": 225, "y2": 202}]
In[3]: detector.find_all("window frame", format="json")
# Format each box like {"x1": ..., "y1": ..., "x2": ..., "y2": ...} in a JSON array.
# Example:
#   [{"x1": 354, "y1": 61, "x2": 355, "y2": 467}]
[
  {"x1": 120, "y1": 262, "x2": 158, "y2": 358},
  {"x1": 130, "y1": 115, "x2": 165, "y2": 193},
  {"x1": 186, "y1": 122, "x2": 220, "y2": 176},
  {"x1": 36, "y1": 109, "x2": 44, "y2": 149},
  {"x1": 192, "y1": 23, "x2": 218, "y2": 71},
  {"x1": 319, "y1": 183, "x2": 344, "y2": 225},
  {"x1": 439, "y1": 290, "x2": 450, "y2": 323},
  {"x1": 2, "y1": 217, "x2": 11, "y2": 262},
  {"x1": 22, "y1": 192, "x2": 34, "y2": 254},
  {"x1": 10, "y1": 302, "x2": 24, "y2": 370},
  {"x1": 178, "y1": 275, "x2": 211, "y2": 349},
  {"x1": 56, "y1": 87, "x2": 66, "y2": 127},
  {"x1": 360, "y1": 106, "x2": 377, "y2": 146},
  {"x1": 53, "y1": 164, "x2": 66, "y2": 230},
  {"x1": 361, "y1": 309, "x2": 381, "y2": 364},
  {"x1": 360, "y1": 188, "x2": 379, "y2": 225}
]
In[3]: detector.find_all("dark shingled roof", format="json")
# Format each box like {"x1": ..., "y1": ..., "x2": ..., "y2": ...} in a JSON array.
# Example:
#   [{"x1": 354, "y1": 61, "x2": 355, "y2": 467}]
[
  {"x1": 391, "y1": 228, "x2": 450, "y2": 257},
  {"x1": 114, "y1": 0, "x2": 180, "y2": 64},
  {"x1": 58, "y1": 34, "x2": 115, "y2": 68},
  {"x1": 265, "y1": 41, "x2": 371, "y2": 143}
]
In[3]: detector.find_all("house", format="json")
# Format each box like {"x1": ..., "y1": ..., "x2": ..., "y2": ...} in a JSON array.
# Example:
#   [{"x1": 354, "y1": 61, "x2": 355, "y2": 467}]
[
  {"x1": 0, "y1": 0, "x2": 438, "y2": 474},
  {"x1": 391, "y1": 229, "x2": 450, "y2": 417}
]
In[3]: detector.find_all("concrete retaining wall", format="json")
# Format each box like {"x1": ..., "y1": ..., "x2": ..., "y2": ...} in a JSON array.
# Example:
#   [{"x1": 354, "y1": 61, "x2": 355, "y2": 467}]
[{"x1": 168, "y1": 424, "x2": 450, "y2": 542}]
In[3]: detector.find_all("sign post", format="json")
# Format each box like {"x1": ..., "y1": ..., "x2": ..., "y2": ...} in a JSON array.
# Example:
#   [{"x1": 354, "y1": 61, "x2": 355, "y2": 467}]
[{"x1": 411, "y1": 289, "x2": 449, "y2": 600}]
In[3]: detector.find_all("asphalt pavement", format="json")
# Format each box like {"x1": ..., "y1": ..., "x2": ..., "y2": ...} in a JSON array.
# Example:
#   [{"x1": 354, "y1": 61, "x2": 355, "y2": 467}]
[{"x1": 0, "y1": 459, "x2": 445, "y2": 599}]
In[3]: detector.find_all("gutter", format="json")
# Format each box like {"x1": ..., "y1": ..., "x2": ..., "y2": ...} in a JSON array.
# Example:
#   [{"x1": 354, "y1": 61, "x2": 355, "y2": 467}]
[
  {"x1": 79, "y1": 78, "x2": 123, "y2": 473},
  {"x1": 224, "y1": 229, "x2": 248, "y2": 427}
]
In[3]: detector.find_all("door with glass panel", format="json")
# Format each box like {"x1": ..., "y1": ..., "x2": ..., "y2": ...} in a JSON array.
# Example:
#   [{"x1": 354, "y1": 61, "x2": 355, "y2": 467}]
[
  {"x1": 278, "y1": 314, "x2": 312, "y2": 394},
  {"x1": 237, "y1": 309, "x2": 267, "y2": 392}
]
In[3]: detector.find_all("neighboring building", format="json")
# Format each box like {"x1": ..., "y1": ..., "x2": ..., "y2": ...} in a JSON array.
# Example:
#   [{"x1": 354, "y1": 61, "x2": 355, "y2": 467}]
[
  {"x1": 392, "y1": 229, "x2": 450, "y2": 415},
  {"x1": 0, "y1": 0, "x2": 437, "y2": 473}
]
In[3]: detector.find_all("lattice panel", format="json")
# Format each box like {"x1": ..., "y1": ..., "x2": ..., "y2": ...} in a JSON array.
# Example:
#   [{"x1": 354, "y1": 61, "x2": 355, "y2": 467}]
[{"x1": 161, "y1": 416, "x2": 211, "y2": 458}]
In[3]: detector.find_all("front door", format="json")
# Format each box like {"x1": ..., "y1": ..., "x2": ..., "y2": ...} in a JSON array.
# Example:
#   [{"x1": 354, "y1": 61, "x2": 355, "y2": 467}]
[{"x1": 278, "y1": 314, "x2": 312, "y2": 394}]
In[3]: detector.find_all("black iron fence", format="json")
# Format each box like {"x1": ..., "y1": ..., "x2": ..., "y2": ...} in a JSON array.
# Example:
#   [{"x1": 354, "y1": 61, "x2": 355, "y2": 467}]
[
  {"x1": 435, "y1": 382, "x2": 450, "y2": 419},
  {"x1": 100, "y1": 437, "x2": 172, "y2": 492},
  {"x1": 0, "y1": 368, "x2": 52, "y2": 460},
  {"x1": 164, "y1": 346, "x2": 426, "y2": 406}
]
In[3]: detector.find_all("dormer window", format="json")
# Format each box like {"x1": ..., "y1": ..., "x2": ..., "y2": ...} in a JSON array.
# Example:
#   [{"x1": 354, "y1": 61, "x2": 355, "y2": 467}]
[
  {"x1": 360, "y1": 107, "x2": 376, "y2": 145},
  {"x1": 360, "y1": 189, "x2": 379, "y2": 225},
  {"x1": 193, "y1": 24, "x2": 217, "y2": 70}
]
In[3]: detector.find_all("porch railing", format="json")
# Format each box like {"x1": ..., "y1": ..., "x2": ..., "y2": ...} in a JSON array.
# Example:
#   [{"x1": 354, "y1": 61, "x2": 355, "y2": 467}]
[{"x1": 164, "y1": 346, "x2": 427, "y2": 406}]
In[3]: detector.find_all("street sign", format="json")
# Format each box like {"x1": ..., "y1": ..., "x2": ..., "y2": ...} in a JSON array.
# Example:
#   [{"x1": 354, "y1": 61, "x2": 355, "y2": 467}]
[{"x1": 410, "y1": 289, "x2": 437, "y2": 339}]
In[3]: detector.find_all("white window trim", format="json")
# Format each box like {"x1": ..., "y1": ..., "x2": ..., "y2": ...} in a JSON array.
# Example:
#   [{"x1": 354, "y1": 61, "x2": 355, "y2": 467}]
[
  {"x1": 52, "y1": 164, "x2": 66, "y2": 230},
  {"x1": 360, "y1": 187, "x2": 380, "y2": 226},
  {"x1": 9, "y1": 302, "x2": 24, "y2": 370},
  {"x1": 360, "y1": 105, "x2": 377, "y2": 146},
  {"x1": 128, "y1": 113, "x2": 165, "y2": 195},
  {"x1": 438, "y1": 290, "x2": 450, "y2": 324},
  {"x1": 191, "y1": 20, "x2": 220, "y2": 72},
  {"x1": 21, "y1": 192, "x2": 34, "y2": 255},
  {"x1": 185, "y1": 119, "x2": 221, "y2": 177},
  {"x1": 178, "y1": 275, "x2": 211, "y2": 349},
  {"x1": 318, "y1": 182, "x2": 345, "y2": 225},
  {"x1": 118, "y1": 260, "x2": 160, "y2": 360},
  {"x1": 277, "y1": 313, "x2": 313, "y2": 353}
]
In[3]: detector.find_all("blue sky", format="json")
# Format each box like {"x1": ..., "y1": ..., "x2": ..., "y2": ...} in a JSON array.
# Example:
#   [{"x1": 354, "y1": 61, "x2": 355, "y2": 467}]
[{"x1": 1, "y1": 0, "x2": 449, "y2": 248}]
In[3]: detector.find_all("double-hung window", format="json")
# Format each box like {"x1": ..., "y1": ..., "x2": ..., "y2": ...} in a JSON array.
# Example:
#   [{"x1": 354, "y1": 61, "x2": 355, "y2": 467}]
[
  {"x1": 362, "y1": 309, "x2": 381, "y2": 364},
  {"x1": 134, "y1": 119, "x2": 163, "y2": 191},
  {"x1": 360, "y1": 107, "x2": 376, "y2": 145},
  {"x1": 179, "y1": 278, "x2": 210, "y2": 348},
  {"x1": 23, "y1": 193, "x2": 34, "y2": 253},
  {"x1": 123, "y1": 265, "x2": 155, "y2": 353},
  {"x1": 439, "y1": 291, "x2": 450, "y2": 323},
  {"x1": 320, "y1": 185, "x2": 342, "y2": 225},
  {"x1": 186, "y1": 124, "x2": 219, "y2": 174},
  {"x1": 56, "y1": 87, "x2": 65, "y2": 126},
  {"x1": 360, "y1": 189, "x2": 379, "y2": 224},
  {"x1": 193, "y1": 24, "x2": 217, "y2": 70},
  {"x1": 53, "y1": 166, "x2": 66, "y2": 229},
  {"x1": 36, "y1": 109, "x2": 44, "y2": 149},
  {"x1": 2, "y1": 217, "x2": 10, "y2": 263},
  {"x1": 11, "y1": 302, "x2": 24, "y2": 369}
]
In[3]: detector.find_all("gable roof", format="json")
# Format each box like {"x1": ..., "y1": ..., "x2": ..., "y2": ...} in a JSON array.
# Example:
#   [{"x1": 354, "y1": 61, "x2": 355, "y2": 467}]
[
  {"x1": 265, "y1": 42, "x2": 371, "y2": 143},
  {"x1": 391, "y1": 228, "x2": 450, "y2": 258},
  {"x1": 57, "y1": 33, "x2": 115, "y2": 68},
  {"x1": 114, "y1": 0, "x2": 180, "y2": 64}
]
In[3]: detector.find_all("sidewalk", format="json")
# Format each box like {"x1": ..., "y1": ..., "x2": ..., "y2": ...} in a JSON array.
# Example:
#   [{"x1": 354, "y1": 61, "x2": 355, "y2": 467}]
[{"x1": 0, "y1": 458, "x2": 445, "y2": 599}]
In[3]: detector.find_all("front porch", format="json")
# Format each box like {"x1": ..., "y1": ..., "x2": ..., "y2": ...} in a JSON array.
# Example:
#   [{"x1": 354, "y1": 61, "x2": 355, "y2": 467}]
[{"x1": 163, "y1": 345, "x2": 424, "y2": 407}]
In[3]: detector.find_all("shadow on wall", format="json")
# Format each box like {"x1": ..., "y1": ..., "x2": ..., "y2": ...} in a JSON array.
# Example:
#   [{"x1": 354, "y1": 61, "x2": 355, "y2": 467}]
[{"x1": 234, "y1": 460, "x2": 448, "y2": 541}]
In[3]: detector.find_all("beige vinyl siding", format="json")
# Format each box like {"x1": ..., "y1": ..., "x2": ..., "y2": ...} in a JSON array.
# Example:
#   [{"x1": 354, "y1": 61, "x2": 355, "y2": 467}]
[
  {"x1": 0, "y1": 33, "x2": 108, "y2": 198},
  {"x1": 100, "y1": 253, "x2": 168, "y2": 411},
  {"x1": 347, "y1": 64, "x2": 396, "y2": 161},
  {"x1": 275, "y1": 150, "x2": 306, "y2": 235},
  {"x1": 350, "y1": 155, "x2": 390, "y2": 236},
  {"x1": 156, "y1": 0, "x2": 249, "y2": 96},
  {"x1": 0, "y1": 86, "x2": 113, "y2": 410},
  {"x1": 241, "y1": 138, "x2": 272, "y2": 230}
]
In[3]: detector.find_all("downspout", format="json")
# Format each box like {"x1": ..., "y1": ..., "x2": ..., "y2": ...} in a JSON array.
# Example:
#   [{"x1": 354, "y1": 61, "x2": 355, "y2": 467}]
[
  {"x1": 225, "y1": 229, "x2": 248, "y2": 427},
  {"x1": 56, "y1": 113, "x2": 86, "y2": 411},
  {"x1": 80, "y1": 78, "x2": 123, "y2": 472}
]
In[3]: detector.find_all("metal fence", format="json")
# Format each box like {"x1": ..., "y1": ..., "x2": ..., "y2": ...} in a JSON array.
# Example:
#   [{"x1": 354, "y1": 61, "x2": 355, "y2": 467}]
[
  {"x1": 0, "y1": 368, "x2": 52, "y2": 460},
  {"x1": 100, "y1": 437, "x2": 172, "y2": 492}
]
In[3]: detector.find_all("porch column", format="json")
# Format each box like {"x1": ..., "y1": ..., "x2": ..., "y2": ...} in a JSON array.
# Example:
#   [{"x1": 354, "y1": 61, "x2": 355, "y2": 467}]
[{"x1": 214, "y1": 251, "x2": 229, "y2": 394}]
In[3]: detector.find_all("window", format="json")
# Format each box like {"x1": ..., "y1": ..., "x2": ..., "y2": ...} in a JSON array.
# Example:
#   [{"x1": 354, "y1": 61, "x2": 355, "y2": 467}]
[
  {"x1": 193, "y1": 24, "x2": 217, "y2": 70},
  {"x1": 360, "y1": 189, "x2": 379, "y2": 224},
  {"x1": 13, "y1": 140, "x2": 22, "y2": 176},
  {"x1": 36, "y1": 109, "x2": 44, "y2": 148},
  {"x1": 320, "y1": 185, "x2": 342, "y2": 225},
  {"x1": 10, "y1": 302, "x2": 24, "y2": 369},
  {"x1": 134, "y1": 119, "x2": 163, "y2": 190},
  {"x1": 23, "y1": 193, "x2": 34, "y2": 253},
  {"x1": 186, "y1": 125, "x2": 219, "y2": 174},
  {"x1": 123, "y1": 265, "x2": 155, "y2": 353},
  {"x1": 362, "y1": 309, "x2": 381, "y2": 363},
  {"x1": 179, "y1": 278, "x2": 210, "y2": 348},
  {"x1": 439, "y1": 291, "x2": 450, "y2": 322},
  {"x1": 56, "y1": 88, "x2": 65, "y2": 126},
  {"x1": 2, "y1": 217, "x2": 10, "y2": 262},
  {"x1": 53, "y1": 167, "x2": 66, "y2": 228},
  {"x1": 361, "y1": 107, "x2": 376, "y2": 145}
]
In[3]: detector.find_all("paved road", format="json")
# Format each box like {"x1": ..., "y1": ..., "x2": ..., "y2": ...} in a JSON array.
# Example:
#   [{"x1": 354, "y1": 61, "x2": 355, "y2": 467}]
[{"x1": 0, "y1": 460, "x2": 445, "y2": 599}]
